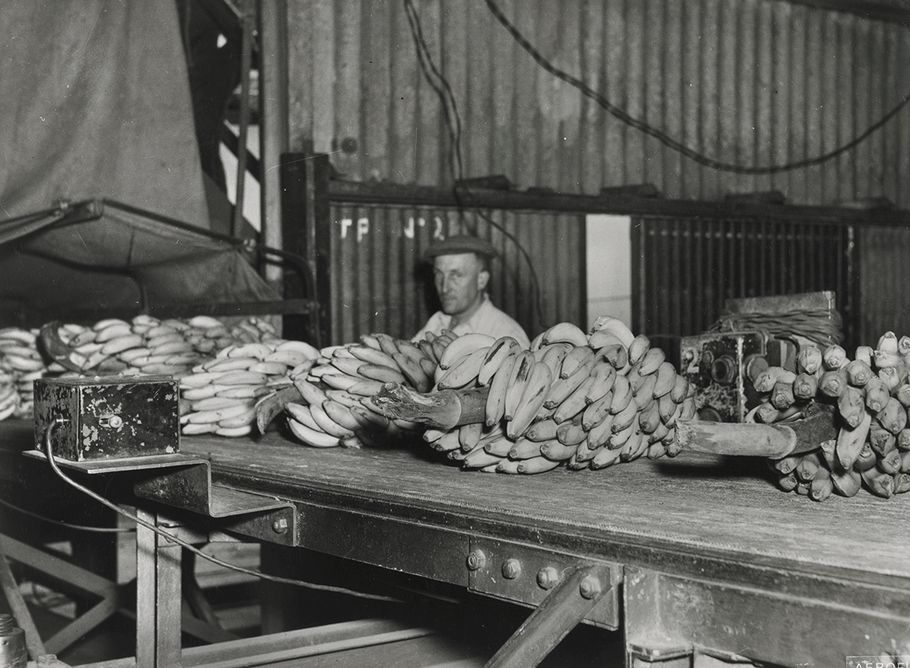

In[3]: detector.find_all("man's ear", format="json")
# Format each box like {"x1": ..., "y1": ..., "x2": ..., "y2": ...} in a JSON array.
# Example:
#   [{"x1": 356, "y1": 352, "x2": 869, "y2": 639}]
[{"x1": 477, "y1": 270, "x2": 490, "y2": 291}]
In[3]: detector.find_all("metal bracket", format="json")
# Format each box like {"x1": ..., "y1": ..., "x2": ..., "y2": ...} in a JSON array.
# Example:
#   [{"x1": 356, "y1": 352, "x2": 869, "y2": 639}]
[
  {"x1": 466, "y1": 537, "x2": 621, "y2": 630},
  {"x1": 26, "y1": 451, "x2": 299, "y2": 546}
]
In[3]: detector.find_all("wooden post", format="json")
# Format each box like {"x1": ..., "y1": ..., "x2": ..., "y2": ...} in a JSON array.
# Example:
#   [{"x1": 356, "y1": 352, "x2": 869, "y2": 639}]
[{"x1": 136, "y1": 509, "x2": 182, "y2": 668}]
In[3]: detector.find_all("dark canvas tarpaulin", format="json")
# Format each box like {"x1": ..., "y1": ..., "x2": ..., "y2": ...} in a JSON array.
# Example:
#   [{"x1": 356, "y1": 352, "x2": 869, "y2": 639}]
[
  {"x1": 0, "y1": 200, "x2": 279, "y2": 324},
  {"x1": 0, "y1": 1, "x2": 211, "y2": 226},
  {"x1": 0, "y1": 1, "x2": 282, "y2": 324}
]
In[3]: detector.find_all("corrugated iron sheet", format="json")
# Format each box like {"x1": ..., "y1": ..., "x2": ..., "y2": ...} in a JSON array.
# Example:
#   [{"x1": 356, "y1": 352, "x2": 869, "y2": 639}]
[
  {"x1": 632, "y1": 216, "x2": 856, "y2": 342},
  {"x1": 286, "y1": 0, "x2": 910, "y2": 207},
  {"x1": 327, "y1": 203, "x2": 584, "y2": 342},
  {"x1": 856, "y1": 225, "x2": 910, "y2": 347}
]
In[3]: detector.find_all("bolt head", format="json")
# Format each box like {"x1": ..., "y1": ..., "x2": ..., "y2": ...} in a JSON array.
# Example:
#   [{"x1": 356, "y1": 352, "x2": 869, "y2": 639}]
[
  {"x1": 466, "y1": 549, "x2": 486, "y2": 571},
  {"x1": 536, "y1": 566, "x2": 559, "y2": 590},
  {"x1": 501, "y1": 558, "x2": 522, "y2": 579},
  {"x1": 271, "y1": 518, "x2": 288, "y2": 534}
]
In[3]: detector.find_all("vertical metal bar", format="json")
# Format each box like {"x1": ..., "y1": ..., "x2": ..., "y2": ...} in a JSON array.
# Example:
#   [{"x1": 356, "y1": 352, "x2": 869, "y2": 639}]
[
  {"x1": 135, "y1": 509, "x2": 182, "y2": 668},
  {"x1": 0, "y1": 538, "x2": 45, "y2": 660},
  {"x1": 231, "y1": 0, "x2": 253, "y2": 239},
  {"x1": 258, "y1": 0, "x2": 289, "y2": 284}
]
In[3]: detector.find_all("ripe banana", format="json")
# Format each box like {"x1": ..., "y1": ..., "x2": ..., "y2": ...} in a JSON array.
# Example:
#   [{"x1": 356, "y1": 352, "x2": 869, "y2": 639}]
[
  {"x1": 542, "y1": 364, "x2": 590, "y2": 410},
  {"x1": 554, "y1": 417, "x2": 586, "y2": 447},
  {"x1": 537, "y1": 342, "x2": 574, "y2": 377},
  {"x1": 349, "y1": 404, "x2": 390, "y2": 432},
  {"x1": 619, "y1": 427, "x2": 647, "y2": 462},
  {"x1": 507, "y1": 437, "x2": 544, "y2": 460},
  {"x1": 437, "y1": 346, "x2": 489, "y2": 390},
  {"x1": 636, "y1": 348, "x2": 666, "y2": 376},
  {"x1": 458, "y1": 422, "x2": 484, "y2": 451},
  {"x1": 590, "y1": 445, "x2": 622, "y2": 470},
  {"x1": 599, "y1": 343, "x2": 629, "y2": 370},
  {"x1": 864, "y1": 376, "x2": 890, "y2": 413},
  {"x1": 265, "y1": 349, "x2": 313, "y2": 368},
  {"x1": 287, "y1": 417, "x2": 341, "y2": 447},
  {"x1": 587, "y1": 329, "x2": 625, "y2": 352},
  {"x1": 651, "y1": 362, "x2": 677, "y2": 398},
  {"x1": 502, "y1": 351, "x2": 537, "y2": 421},
  {"x1": 218, "y1": 407, "x2": 258, "y2": 429},
  {"x1": 293, "y1": 378, "x2": 329, "y2": 406},
  {"x1": 632, "y1": 375, "x2": 657, "y2": 409},
  {"x1": 627, "y1": 334, "x2": 650, "y2": 366},
  {"x1": 589, "y1": 315, "x2": 635, "y2": 348},
  {"x1": 203, "y1": 356, "x2": 259, "y2": 372},
  {"x1": 477, "y1": 337, "x2": 520, "y2": 386},
  {"x1": 329, "y1": 356, "x2": 369, "y2": 378},
  {"x1": 275, "y1": 339, "x2": 321, "y2": 359},
  {"x1": 541, "y1": 322, "x2": 588, "y2": 347},
  {"x1": 559, "y1": 345, "x2": 595, "y2": 379},
  {"x1": 637, "y1": 400, "x2": 662, "y2": 434},
  {"x1": 320, "y1": 399, "x2": 362, "y2": 433},
  {"x1": 438, "y1": 333, "x2": 496, "y2": 370},
  {"x1": 348, "y1": 344, "x2": 399, "y2": 369},
  {"x1": 611, "y1": 398, "x2": 640, "y2": 435},
  {"x1": 582, "y1": 392, "x2": 613, "y2": 431},
  {"x1": 516, "y1": 456, "x2": 561, "y2": 475},
  {"x1": 321, "y1": 373, "x2": 361, "y2": 392},
  {"x1": 608, "y1": 374, "x2": 634, "y2": 414},
  {"x1": 584, "y1": 361, "x2": 616, "y2": 404},
  {"x1": 822, "y1": 343, "x2": 848, "y2": 370},
  {"x1": 482, "y1": 431, "x2": 516, "y2": 457},
  {"x1": 552, "y1": 376, "x2": 595, "y2": 424},
  {"x1": 540, "y1": 439, "x2": 579, "y2": 461},
  {"x1": 391, "y1": 352, "x2": 433, "y2": 393},
  {"x1": 347, "y1": 379, "x2": 386, "y2": 396},
  {"x1": 506, "y1": 361, "x2": 553, "y2": 439},
  {"x1": 835, "y1": 410, "x2": 873, "y2": 469}
]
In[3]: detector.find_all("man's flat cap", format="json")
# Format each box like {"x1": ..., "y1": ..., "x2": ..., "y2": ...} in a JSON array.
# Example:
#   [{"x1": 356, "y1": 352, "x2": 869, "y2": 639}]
[{"x1": 425, "y1": 235, "x2": 497, "y2": 260}]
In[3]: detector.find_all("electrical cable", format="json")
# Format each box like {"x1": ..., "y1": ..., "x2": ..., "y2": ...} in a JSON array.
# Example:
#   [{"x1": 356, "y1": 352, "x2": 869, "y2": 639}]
[
  {"x1": 0, "y1": 495, "x2": 135, "y2": 534},
  {"x1": 484, "y1": 0, "x2": 910, "y2": 175},
  {"x1": 403, "y1": 0, "x2": 546, "y2": 332},
  {"x1": 708, "y1": 308, "x2": 844, "y2": 347},
  {"x1": 40, "y1": 418, "x2": 402, "y2": 604}
]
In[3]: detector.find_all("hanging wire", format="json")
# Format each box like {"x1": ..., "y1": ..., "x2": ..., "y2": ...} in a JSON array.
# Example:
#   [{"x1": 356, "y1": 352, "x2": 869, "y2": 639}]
[
  {"x1": 484, "y1": 0, "x2": 910, "y2": 175},
  {"x1": 402, "y1": 0, "x2": 546, "y2": 332},
  {"x1": 0, "y1": 495, "x2": 135, "y2": 534}
]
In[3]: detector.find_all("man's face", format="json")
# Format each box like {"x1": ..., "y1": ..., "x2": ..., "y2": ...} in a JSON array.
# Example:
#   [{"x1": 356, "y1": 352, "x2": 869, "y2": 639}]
[{"x1": 433, "y1": 253, "x2": 489, "y2": 316}]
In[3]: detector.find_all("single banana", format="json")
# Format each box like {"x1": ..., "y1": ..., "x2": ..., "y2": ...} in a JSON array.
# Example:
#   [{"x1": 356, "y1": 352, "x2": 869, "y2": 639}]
[
  {"x1": 182, "y1": 422, "x2": 218, "y2": 435},
  {"x1": 552, "y1": 376, "x2": 595, "y2": 424},
  {"x1": 485, "y1": 350, "x2": 519, "y2": 427},
  {"x1": 555, "y1": 417, "x2": 586, "y2": 447},
  {"x1": 619, "y1": 427, "x2": 648, "y2": 462},
  {"x1": 524, "y1": 418, "x2": 560, "y2": 443},
  {"x1": 584, "y1": 361, "x2": 616, "y2": 404},
  {"x1": 582, "y1": 392, "x2": 613, "y2": 431},
  {"x1": 293, "y1": 378, "x2": 329, "y2": 406},
  {"x1": 878, "y1": 364, "x2": 907, "y2": 393},
  {"x1": 658, "y1": 393, "x2": 682, "y2": 427},
  {"x1": 516, "y1": 456, "x2": 561, "y2": 475},
  {"x1": 305, "y1": 400, "x2": 355, "y2": 438},
  {"x1": 627, "y1": 334, "x2": 650, "y2": 366},
  {"x1": 324, "y1": 389, "x2": 361, "y2": 409},
  {"x1": 348, "y1": 344, "x2": 399, "y2": 369},
  {"x1": 349, "y1": 404, "x2": 390, "y2": 432},
  {"x1": 651, "y1": 362, "x2": 677, "y2": 398},
  {"x1": 458, "y1": 422, "x2": 484, "y2": 451},
  {"x1": 275, "y1": 339, "x2": 321, "y2": 359},
  {"x1": 542, "y1": 363, "x2": 591, "y2": 410},
  {"x1": 831, "y1": 467, "x2": 862, "y2": 497},
  {"x1": 541, "y1": 439, "x2": 579, "y2": 460},
  {"x1": 507, "y1": 362, "x2": 554, "y2": 439},
  {"x1": 437, "y1": 346, "x2": 489, "y2": 390},
  {"x1": 247, "y1": 361, "x2": 292, "y2": 376},
  {"x1": 321, "y1": 373, "x2": 362, "y2": 392},
  {"x1": 93, "y1": 322, "x2": 133, "y2": 342},
  {"x1": 477, "y1": 336, "x2": 520, "y2": 386},
  {"x1": 860, "y1": 466, "x2": 894, "y2": 498},
  {"x1": 878, "y1": 447, "x2": 902, "y2": 475},
  {"x1": 822, "y1": 343, "x2": 848, "y2": 370},
  {"x1": 877, "y1": 396, "x2": 907, "y2": 434},
  {"x1": 213, "y1": 370, "x2": 268, "y2": 386},
  {"x1": 329, "y1": 356, "x2": 369, "y2": 378},
  {"x1": 323, "y1": 399, "x2": 363, "y2": 432},
  {"x1": 503, "y1": 351, "x2": 537, "y2": 421},
  {"x1": 431, "y1": 429, "x2": 462, "y2": 453},
  {"x1": 835, "y1": 411, "x2": 873, "y2": 470},
  {"x1": 537, "y1": 342, "x2": 574, "y2": 377},
  {"x1": 482, "y1": 431, "x2": 516, "y2": 457},
  {"x1": 877, "y1": 331, "x2": 899, "y2": 354},
  {"x1": 636, "y1": 347, "x2": 666, "y2": 376},
  {"x1": 495, "y1": 458, "x2": 523, "y2": 474},
  {"x1": 191, "y1": 395, "x2": 255, "y2": 412},
  {"x1": 391, "y1": 352, "x2": 433, "y2": 393},
  {"x1": 770, "y1": 379, "x2": 796, "y2": 411},
  {"x1": 589, "y1": 315, "x2": 635, "y2": 347},
  {"x1": 587, "y1": 329, "x2": 625, "y2": 352},
  {"x1": 638, "y1": 400, "x2": 662, "y2": 434},
  {"x1": 288, "y1": 417, "x2": 341, "y2": 447},
  {"x1": 611, "y1": 398, "x2": 640, "y2": 435},
  {"x1": 3, "y1": 354, "x2": 45, "y2": 373},
  {"x1": 117, "y1": 346, "x2": 153, "y2": 363},
  {"x1": 864, "y1": 376, "x2": 891, "y2": 412},
  {"x1": 265, "y1": 349, "x2": 312, "y2": 368},
  {"x1": 590, "y1": 445, "x2": 622, "y2": 470},
  {"x1": 148, "y1": 340, "x2": 194, "y2": 356},
  {"x1": 608, "y1": 374, "x2": 634, "y2": 414},
  {"x1": 438, "y1": 333, "x2": 496, "y2": 370},
  {"x1": 508, "y1": 437, "x2": 544, "y2": 460},
  {"x1": 632, "y1": 376, "x2": 657, "y2": 409},
  {"x1": 100, "y1": 333, "x2": 144, "y2": 356},
  {"x1": 462, "y1": 446, "x2": 504, "y2": 470},
  {"x1": 600, "y1": 343, "x2": 629, "y2": 370},
  {"x1": 817, "y1": 369, "x2": 848, "y2": 398},
  {"x1": 347, "y1": 378, "x2": 386, "y2": 396},
  {"x1": 203, "y1": 356, "x2": 259, "y2": 372},
  {"x1": 541, "y1": 322, "x2": 588, "y2": 348},
  {"x1": 752, "y1": 366, "x2": 796, "y2": 394},
  {"x1": 559, "y1": 345, "x2": 596, "y2": 379},
  {"x1": 791, "y1": 373, "x2": 818, "y2": 402},
  {"x1": 218, "y1": 407, "x2": 258, "y2": 429}
]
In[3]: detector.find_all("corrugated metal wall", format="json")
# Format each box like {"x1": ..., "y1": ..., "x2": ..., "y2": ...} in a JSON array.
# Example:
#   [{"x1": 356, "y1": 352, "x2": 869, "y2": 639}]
[
  {"x1": 286, "y1": 0, "x2": 910, "y2": 207},
  {"x1": 632, "y1": 216, "x2": 856, "y2": 341},
  {"x1": 857, "y1": 225, "x2": 910, "y2": 346},
  {"x1": 326, "y1": 202, "x2": 584, "y2": 342}
]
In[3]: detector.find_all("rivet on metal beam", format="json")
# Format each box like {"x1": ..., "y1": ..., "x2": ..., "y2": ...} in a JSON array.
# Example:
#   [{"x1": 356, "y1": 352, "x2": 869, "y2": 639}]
[
  {"x1": 579, "y1": 574, "x2": 602, "y2": 599},
  {"x1": 271, "y1": 518, "x2": 288, "y2": 534},
  {"x1": 536, "y1": 566, "x2": 559, "y2": 590},
  {"x1": 501, "y1": 559, "x2": 522, "y2": 580}
]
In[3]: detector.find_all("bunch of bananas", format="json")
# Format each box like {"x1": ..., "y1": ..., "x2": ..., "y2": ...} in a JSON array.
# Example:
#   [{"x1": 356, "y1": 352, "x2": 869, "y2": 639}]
[
  {"x1": 279, "y1": 331, "x2": 446, "y2": 448},
  {"x1": 422, "y1": 318, "x2": 697, "y2": 474},
  {"x1": 47, "y1": 315, "x2": 282, "y2": 377},
  {"x1": 0, "y1": 327, "x2": 49, "y2": 419},
  {"x1": 179, "y1": 339, "x2": 320, "y2": 437},
  {"x1": 759, "y1": 332, "x2": 910, "y2": 500}
]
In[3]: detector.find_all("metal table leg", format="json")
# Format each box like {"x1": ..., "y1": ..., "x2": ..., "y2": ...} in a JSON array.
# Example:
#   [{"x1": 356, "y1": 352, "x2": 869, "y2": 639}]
[{"x1": 136, "y1": 509, "x2": 183, "y2": 668}]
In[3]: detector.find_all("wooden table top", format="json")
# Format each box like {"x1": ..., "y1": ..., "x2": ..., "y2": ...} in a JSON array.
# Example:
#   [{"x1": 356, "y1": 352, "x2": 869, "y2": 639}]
[{"x1": 5, "y1": 419, "x2": 909, "y2": 589}]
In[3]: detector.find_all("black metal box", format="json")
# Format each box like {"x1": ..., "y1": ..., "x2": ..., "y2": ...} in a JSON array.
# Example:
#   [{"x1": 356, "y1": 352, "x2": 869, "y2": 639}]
[{"x1": 34, "y1": 376, "x2": 180, "y2": 461}]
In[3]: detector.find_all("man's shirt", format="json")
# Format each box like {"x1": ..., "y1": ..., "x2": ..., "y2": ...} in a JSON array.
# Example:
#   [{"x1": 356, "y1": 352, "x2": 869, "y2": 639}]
[{"x1": 413, "y1": 294, "x2": 531, "y2": 348}]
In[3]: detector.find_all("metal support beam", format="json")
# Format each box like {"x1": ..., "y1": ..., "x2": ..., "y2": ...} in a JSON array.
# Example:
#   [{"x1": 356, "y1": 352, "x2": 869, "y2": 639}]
[{"x1": 485, "y1": 563, "x2": 615, "y2": 668}]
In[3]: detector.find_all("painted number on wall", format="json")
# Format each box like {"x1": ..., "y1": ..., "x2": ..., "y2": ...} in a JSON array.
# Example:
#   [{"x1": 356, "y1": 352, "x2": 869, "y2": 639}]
[{"x1": 337, "y1": 216, "x2": 446, "y2": 242}]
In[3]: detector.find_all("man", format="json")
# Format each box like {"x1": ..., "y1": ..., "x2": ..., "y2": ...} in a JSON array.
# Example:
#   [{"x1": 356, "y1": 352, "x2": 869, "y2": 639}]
[{"x1": 413, "y1": 235, "x2": 530, "y2": 348}]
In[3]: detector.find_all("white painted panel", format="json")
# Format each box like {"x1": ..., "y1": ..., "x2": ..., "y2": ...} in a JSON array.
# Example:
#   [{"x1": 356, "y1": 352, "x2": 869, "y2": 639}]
[{"x1": 586, "y1": 214, "x2": 632, "y2": 331}]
